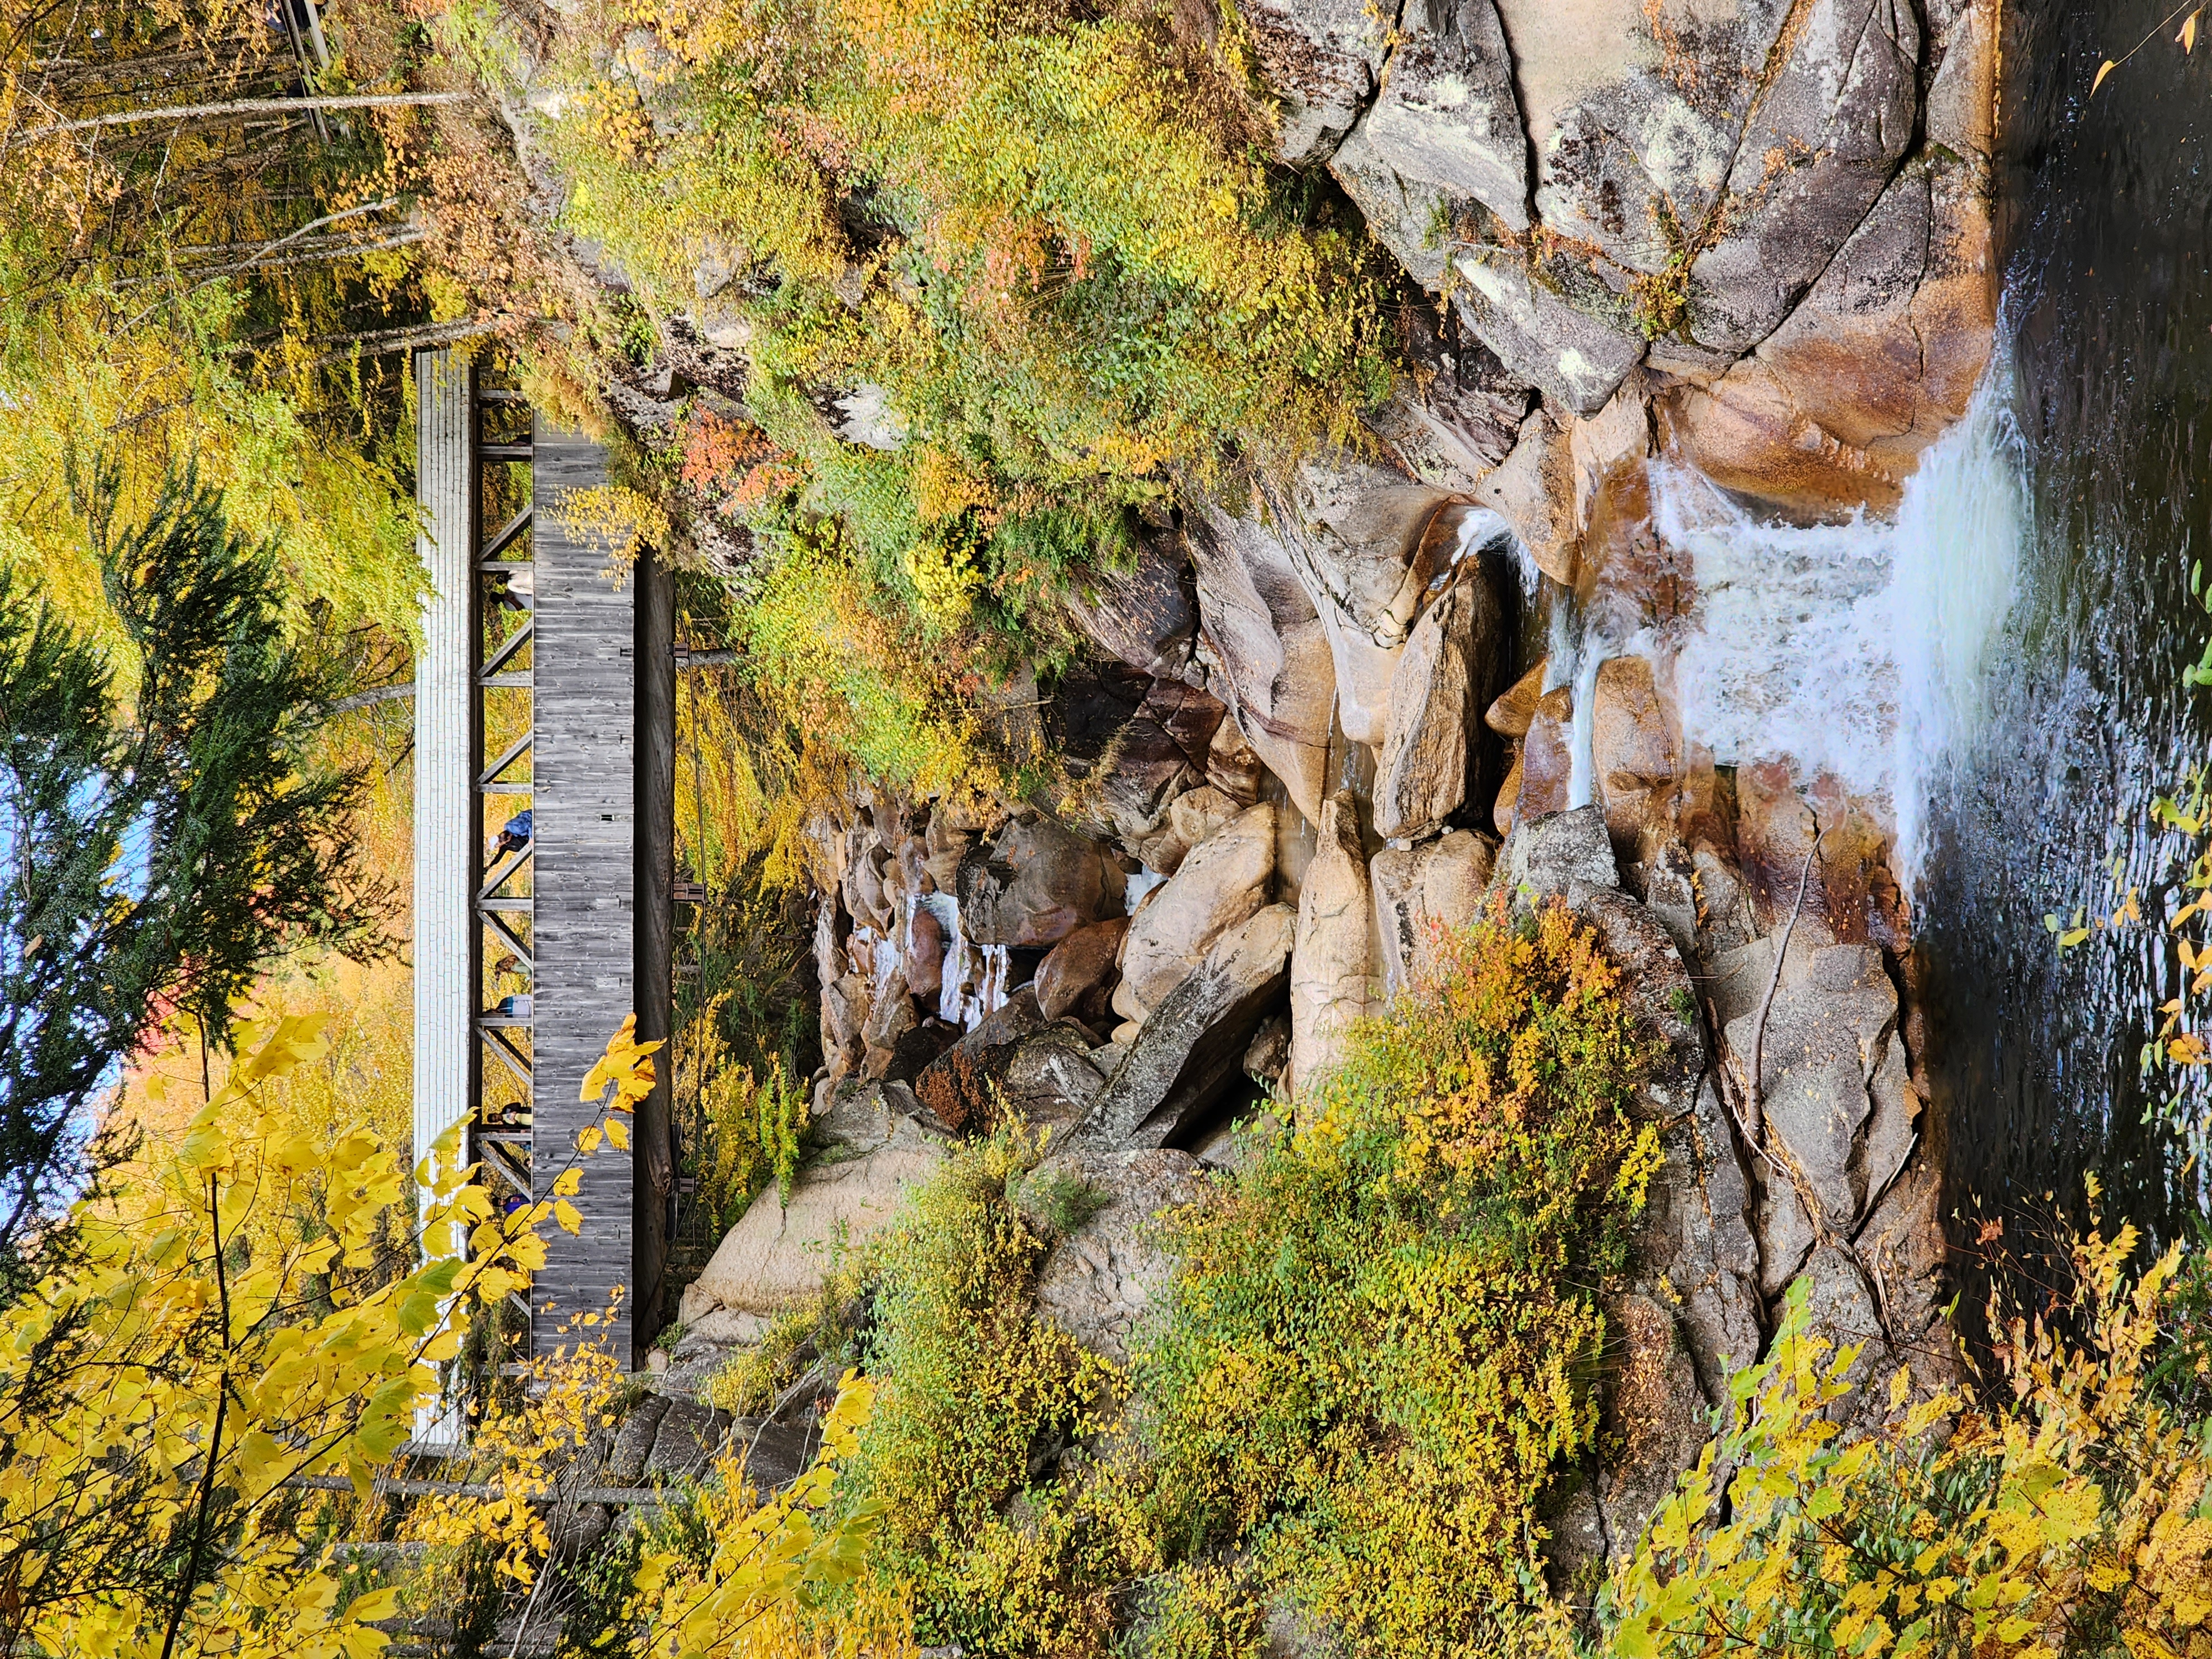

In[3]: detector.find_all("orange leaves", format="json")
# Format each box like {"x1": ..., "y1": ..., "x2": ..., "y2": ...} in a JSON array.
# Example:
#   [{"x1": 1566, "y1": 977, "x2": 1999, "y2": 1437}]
[{"x1": 679, "y1": 408, "x2": 780, "y2": 491}]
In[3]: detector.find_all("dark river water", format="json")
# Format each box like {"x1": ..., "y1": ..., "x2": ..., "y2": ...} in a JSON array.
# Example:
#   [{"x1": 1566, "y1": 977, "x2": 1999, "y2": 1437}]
[{"x1": 1919, "y1": 0, "x2": 2212, "y2": 1256}]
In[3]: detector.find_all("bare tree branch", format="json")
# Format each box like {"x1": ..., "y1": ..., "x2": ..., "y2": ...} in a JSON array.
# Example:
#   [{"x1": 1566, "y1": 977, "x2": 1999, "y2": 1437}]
[{"x1": 11, "y1": 90, "x2": 469, "y2": 143}]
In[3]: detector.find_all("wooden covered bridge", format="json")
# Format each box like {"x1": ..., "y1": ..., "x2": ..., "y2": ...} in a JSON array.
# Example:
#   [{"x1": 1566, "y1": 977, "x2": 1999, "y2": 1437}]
[{"x1": 410, "y1": 347, "x2": 679, "y2": 1399}]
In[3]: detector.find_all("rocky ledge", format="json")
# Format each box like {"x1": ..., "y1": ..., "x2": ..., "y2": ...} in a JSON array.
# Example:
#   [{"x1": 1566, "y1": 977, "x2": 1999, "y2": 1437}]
[{"x1": 655, "y1": 0, "x2": 1994, "y2": 1585}]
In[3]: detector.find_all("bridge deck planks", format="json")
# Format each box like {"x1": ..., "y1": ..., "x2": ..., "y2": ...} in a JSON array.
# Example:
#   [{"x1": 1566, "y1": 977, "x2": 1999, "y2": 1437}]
[{"x1": 529, "y1": 423, "x2": 640, "y2": 1361}]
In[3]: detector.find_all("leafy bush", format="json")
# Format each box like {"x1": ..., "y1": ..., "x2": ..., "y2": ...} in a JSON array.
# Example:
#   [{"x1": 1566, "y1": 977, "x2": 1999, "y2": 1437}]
[
  {"x1": 682, "y1": 1000, "x2": 811, "y2": 1228},
  {"x1": 538, "y1": 0, "x2": 1397, "y2": 661},
  {"x1": 828, "y1": 1126, "x2": 1192, "y2": 1653},
  {"x1": 1604, "y1": 1196, "x2": 2212, "y2": 1659},
  {"x1": 828, "y1": 900, "x2": 1661, "y2": 1657},
  {"x1": 1139, "y1": 897, "x2": 1661, "y2": 1656}
]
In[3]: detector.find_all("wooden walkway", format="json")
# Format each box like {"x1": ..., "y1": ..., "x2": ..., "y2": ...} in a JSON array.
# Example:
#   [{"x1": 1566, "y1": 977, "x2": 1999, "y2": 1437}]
[
  {"x1": 528, "y1": 420, "x2": 673, "y2": 1364},
  {"x1": 410, "y1": 349, "x2": 674, "y2": 1385}
]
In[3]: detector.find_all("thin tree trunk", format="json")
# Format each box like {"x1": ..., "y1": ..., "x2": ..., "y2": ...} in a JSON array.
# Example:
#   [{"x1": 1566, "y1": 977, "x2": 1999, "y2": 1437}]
[
  {"x1": 328, "y1": 682, "x2": 414, "y2": 714},
  {"x1": 12, "y1": 90, "x2": 469, "y2": 143},
  {"x1": 300, "y1": 319, "x2": 491, "y2": 368}
]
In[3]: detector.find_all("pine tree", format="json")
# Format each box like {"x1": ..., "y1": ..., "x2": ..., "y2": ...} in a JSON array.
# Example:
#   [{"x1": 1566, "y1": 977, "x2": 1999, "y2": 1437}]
[{"x1": 0, "y1": 460, "x2": 383, "y2": 1254}]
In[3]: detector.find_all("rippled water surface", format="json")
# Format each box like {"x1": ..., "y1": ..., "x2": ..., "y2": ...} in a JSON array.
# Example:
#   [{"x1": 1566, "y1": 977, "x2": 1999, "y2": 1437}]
[{"x1": 1919, "y1": 0, "x2": 2212, "y2": 1243}]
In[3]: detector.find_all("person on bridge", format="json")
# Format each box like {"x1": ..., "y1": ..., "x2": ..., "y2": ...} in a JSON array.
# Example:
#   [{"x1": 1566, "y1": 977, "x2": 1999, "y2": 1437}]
[{"x1": 490, "y1": 809, "x2": 533, "y2": 862}]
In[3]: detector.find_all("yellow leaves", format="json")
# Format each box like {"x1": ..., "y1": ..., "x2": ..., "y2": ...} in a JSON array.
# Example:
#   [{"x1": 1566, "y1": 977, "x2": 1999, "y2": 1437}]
[
  {"x1": 554, "y1": 1199, "x2": 583, "y2": 1236},
  {"x1": 551, "y1": 1166, "x2": 583, "y2": 1198},
  {"x1": 0, "y1": 1008, "x2": 618, "y2": 1658},
  {"x1": 2093, "y1": 58, "x2": 2119, "y2": 94},
  {"x1": 606, "y1": 1116, "x2": 632, "y2": 1152},
  {"x1": 2184, "y1": 9, "x2": 2203, "y2": 53},
  {"x1": 581, "y1": 1012, "x2": 663, "y2": 1106}
]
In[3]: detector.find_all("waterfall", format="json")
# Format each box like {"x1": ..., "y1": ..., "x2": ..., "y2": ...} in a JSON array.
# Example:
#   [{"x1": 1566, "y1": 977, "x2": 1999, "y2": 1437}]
[{"x1": 1655, "y1": 362, "x2": 2026, "y2": 880}]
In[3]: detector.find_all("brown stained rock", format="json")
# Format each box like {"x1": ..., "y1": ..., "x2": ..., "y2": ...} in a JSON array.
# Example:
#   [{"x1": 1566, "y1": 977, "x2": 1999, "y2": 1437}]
[
  {"x1": 1370, "y1": 828, "x2": 1498, "y2": 995},
  {"x1": 1669, "y1": 156, "x2": 1996, "y2": 517},
  {"x1": 923, "y1": 816, "x2": 976, "y2": 893},
  {"x1": 1494, "y1": 748, "x2": 1523, "y2": 837},
  {"x1": 1569, "y1": 383, "x2": 1652, "y2": 530},
  {"x1": 1515, "y1": 693, "x2": 1574, "y2": 827},
  {"x1": 846, "y1": 841, "x2": 893, "y2": 933},
  {"x1": 1590, "y1": 655, "x2": 1683, "y2": 858},
  {"x1": 1729, "y1": 765, "x2": 1900, "y2": 947},
  {"x1": 1486, "y1": 656, "x2": 1549, "y2": 738},
  {"x1": 1092, "y1": 903, "x2": 1299, "y2": 1149},
  {"x1": 859, "y1": 969, "x2": 916, "y2": 1082},
  {"x1": 1062, "y1": 535, "x2": 1199, "y2": 682},
  {"x1": 1035, "y1": 917, "x2": 1129, "y2": 1022},
  {"x1": 1244, "y1": 1014, "x2": 1291, "y2": 1093},
  {"x1": 1598, "y1": 1293, "x2": 1714, "y2": 1561},
  {"x1": 1089, "y1": 713, "x2": 1204, "y2": 843},
  {"x1": 1360, "y1": 320, "x2": 1533, "y2": 492},
  {"x1": 911, "y1": 989, "x2": 1050, "y2": 1133},
  {"x1": 957, "y1": 813, "x2": 1117, "y2": 948},
  {"x1": 1289, "y1": 796, "x2": 1380, "y2": 1100},
  {"x1": 1187, "y1": 501, "x2": 1337, "y2": 823},
  {"x1": 1114, "y1": 802, "x2": 1278, "y2": 1022},
  {"x1": 1280, "y1": 456, "x2": 1457, "y2": 748},
  {"x1": 1475, "y1": 412, "x2": 1580, "y2": 583},
  {"x1": 1147, "y1": 679, "x2": 1231, "y2": 770},
  {"x1": 904, "y1": 905, "x2": 945, "y2": 1001},
  {"x1": 1169, "y1": 785, "x2": 1241, "y2": 851},
  {"x1": 1134, "y1": 828, "x2": 1190, "y2": 877},
  {"x1": 1374, "y1": 570, "x2": 1506, "y2": 841},
  {"x1": 823, "y1": 973, "x2": 868, "y2": 1060}
]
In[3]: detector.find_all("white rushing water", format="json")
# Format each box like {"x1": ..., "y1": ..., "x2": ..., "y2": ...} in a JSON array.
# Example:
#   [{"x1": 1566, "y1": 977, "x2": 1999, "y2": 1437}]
[{"x1": 1655, "y1": 362, "x2": 2029, "y2": 879}]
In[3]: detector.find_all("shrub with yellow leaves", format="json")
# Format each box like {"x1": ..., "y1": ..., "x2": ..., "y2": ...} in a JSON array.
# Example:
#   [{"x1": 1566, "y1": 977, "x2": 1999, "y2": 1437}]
[
  {"x1": 0, "y1": 1010, "x2": 912, "y2": 1659},
  {"x1": 1139, "y1": 896, "x2": 1658, "y2": 1658},
  {"x1": 629, "y1": 1376, "x2": 904, "y2": 1659},
  {"x1": 1604, "y1": 1193, "x2": 2212, "y2": 1659},
  {"x1": 401, "y1": 1337, "x2": 630, "y2": 1594},
  {"x1": 0, "y1": 1014, "x2": 573, "y2": 1657}
]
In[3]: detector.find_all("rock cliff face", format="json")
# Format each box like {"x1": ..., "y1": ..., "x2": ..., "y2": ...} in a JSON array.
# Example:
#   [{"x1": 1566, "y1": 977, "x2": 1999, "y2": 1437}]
[
  {"x1": 666, "y1": 0, "x2": 1990, "y2": 1613},
  {"x1": 1243, "y1": 0, "x2": 1995, "y2": 512}
]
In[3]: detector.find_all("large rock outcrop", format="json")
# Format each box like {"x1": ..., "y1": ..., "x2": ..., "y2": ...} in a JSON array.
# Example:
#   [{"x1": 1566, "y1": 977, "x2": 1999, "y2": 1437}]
[
  {"x1": 1370, "y1": 828, "x2": 1496, "y2": 993},
  {"x1": 679, "y1": 1117, "x2": 945, "y2": 1325},
  {"x1": 1236, "y1": 0, "x2": 1997, "y2": 511},
  {"x1": 1114, "y1": 802, "x2": 1278, "y2": 1021},
  {"x1": 1373, "y1": 564, "x2": 1505, "y2": 839},
  {"x1": 958, "y1": 812, "x2": 1120, "y2": 948},
  {"x1": 1187, "y1": 505, "x2": 1337, "y2": 823},
  {"x1": 1089, "y1": 902, "x2": 1298, "y2": 1149}
]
